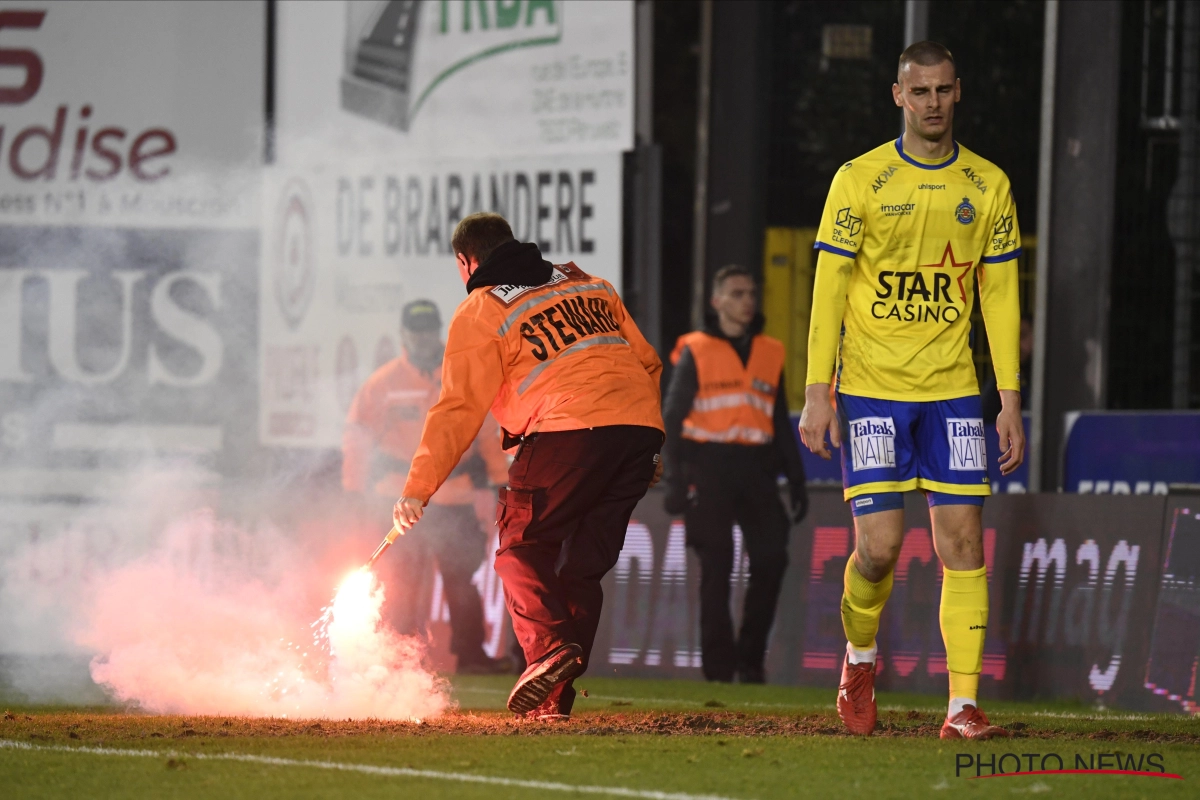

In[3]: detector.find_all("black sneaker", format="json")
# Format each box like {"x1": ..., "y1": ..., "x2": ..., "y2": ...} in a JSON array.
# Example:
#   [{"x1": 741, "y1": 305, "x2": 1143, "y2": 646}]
[
  {"x1": 506, "y1": 643, "x2": 584, "y2": 714},
  {"x1": 524, "y1": 682, "x2": 576, "y2": 721}
]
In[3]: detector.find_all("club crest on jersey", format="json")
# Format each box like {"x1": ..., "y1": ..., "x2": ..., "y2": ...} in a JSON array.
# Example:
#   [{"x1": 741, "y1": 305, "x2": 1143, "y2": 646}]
[
  {"x1": 947, "y1": 417, "x2": 986, "y2": 471},
  {"x1": 955, "y1": 197, "x2": 976, "y2": 225},
  {"x1": 849, "y1": 416, "x2": 896, "y2": 471}
]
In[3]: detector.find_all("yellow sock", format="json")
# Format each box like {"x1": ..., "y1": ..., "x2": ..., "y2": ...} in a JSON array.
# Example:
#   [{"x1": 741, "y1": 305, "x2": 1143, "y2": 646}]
[
  {"x1": 940, "y1": 565, "x2": 988, "y2": 704},
  {"x1": 841, "y1": 556, "x2": 893, "y2": 650}
]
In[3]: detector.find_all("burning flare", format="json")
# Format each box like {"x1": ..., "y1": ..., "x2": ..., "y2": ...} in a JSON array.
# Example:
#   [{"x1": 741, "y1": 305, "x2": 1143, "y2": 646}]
[{"x1": 77, "y1": 515, "x2": 447, "y2": 720}]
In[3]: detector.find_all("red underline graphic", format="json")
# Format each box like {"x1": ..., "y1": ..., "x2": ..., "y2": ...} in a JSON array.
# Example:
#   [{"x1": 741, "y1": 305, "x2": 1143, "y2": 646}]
[{"x1": 969, "y1": 770, "x2": 1183, "y2": 780}]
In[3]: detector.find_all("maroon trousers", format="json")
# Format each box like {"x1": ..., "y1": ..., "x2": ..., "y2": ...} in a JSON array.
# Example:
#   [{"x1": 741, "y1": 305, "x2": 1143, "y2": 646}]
[{"x1": 494, "y1": 425, "x2": 662, "y2": 676}]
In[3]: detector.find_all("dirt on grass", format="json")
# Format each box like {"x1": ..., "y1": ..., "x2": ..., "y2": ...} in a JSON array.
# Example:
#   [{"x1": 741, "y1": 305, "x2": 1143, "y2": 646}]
[{"x1": 3, "y1": 708, "x2": 1198, "y2": 745}]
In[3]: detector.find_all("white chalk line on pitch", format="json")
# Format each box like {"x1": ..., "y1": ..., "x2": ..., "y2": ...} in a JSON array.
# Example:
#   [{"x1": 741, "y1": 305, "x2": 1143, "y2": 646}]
[
  {"x1": 454, "y1": 687, "x2": 1155, "y2": 720},
  {"x1": 0, "y1": 739, "x2": 742, "y2": 800}
]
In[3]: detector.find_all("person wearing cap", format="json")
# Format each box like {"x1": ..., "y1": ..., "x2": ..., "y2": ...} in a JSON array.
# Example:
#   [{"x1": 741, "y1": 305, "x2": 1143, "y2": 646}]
[
  {"x1": 343, "y1": 299, "x2": 511, "y2": 674},
  {"x1": 391, "y1": 212, "x2": 665, "y2": 720},
  {"x1": 661, "y1": 264, "x2": 808, "y2": 684}
]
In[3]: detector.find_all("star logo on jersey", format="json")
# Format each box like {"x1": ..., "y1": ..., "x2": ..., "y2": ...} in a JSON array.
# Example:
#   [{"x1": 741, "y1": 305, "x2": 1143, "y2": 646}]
[
  {"x1": 919, "y1": 242, "x2": 974, "y2": 303},
  {"x1": 993, "y1": 213, "x2": 1013, "y2": 236},
  {"x1": 955, "y1": 197, "x2": 976, "y2": 225},
  {"x1": 836, "y1": 207, "x2": 862, "y2": 236}
]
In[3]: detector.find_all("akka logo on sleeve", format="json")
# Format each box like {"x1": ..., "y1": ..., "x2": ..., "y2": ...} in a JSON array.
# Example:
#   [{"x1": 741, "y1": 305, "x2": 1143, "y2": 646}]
[
  {"x1": 947, "y1": 417, "x2": 985, "y2": 471},
  {"x1": 849, "y1": 416, "x2": 896, "y2": 471}
]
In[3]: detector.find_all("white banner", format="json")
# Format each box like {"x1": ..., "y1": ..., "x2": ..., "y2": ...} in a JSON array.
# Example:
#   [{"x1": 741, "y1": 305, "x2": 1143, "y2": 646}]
[
  {"x1": 276, "y1": 0, "x2": 633, "y2": 161},
  {"x1": 0, "y1": 0, "x2": 263, "y2": 229},
  {"x1": 259, "y1": 152, "x2": 622, "y2": 447},
  {"x1": 0, "y1": 1, "x2": 265, "y2": 505}
]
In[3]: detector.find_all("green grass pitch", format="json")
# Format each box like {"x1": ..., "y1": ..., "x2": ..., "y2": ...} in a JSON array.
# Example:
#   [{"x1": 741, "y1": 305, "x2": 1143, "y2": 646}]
[{"x1": 2, "y1": 676, "x2": 1197, "y2": 799}]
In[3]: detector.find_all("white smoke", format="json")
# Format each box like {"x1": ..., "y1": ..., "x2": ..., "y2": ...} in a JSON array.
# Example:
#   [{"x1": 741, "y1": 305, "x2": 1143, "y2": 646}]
[{"x1": 1, "y1": 486, "x2": 448, "y2": 719}]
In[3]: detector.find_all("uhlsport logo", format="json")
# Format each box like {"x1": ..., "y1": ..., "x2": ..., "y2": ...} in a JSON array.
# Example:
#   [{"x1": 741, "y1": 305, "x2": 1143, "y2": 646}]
[
  {"x1": 955, "y1": 197, "x2": 976, "y2": 225},
  {"x1": 341, "y1": 0, "x2": 563, "y2": 132},
  {"x1": 849, "y1": 416, "x2": 896, "y2": 472},
  {"x1": 273, "y1": 179, "x2": 316, "y2": 329},
  {"x1": 947, "y1": 417, "x2": 985, "y2": 471}
]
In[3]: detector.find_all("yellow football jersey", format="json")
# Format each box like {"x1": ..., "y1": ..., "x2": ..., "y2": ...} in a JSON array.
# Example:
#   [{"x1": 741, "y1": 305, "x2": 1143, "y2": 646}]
[{"x1": 806, "y1": 138, "x2": 1022, "y2": 401}]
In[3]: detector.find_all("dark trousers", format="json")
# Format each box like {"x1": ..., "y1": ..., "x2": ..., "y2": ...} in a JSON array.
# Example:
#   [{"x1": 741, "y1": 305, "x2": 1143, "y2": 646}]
[
  {"x1": 494, "y1": 425, "x2": 662, "y2": 675},
  {"x1": 684, "y1": 460, "x2": 790, "y2": 681},
  {"x1": 381, "y1": 502, "x2": 491, "y2": 666}
]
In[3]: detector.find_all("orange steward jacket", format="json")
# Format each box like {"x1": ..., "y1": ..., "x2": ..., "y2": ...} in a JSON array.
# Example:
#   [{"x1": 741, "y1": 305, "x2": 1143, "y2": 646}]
[
  {"x1": 671, "y1": 332, "x2": 785, "y2": 445},
  {"x1": 401, "y1": 261, "x2": 664, "y2": 503},
  {"x1": 343, "y1": 351, "x2": 508, "y2": 505}
]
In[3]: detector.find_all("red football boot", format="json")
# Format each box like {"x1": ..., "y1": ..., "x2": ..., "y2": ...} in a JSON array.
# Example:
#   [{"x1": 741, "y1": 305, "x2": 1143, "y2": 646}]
[
  {"x1": 837, "y1": 656, "x2": 877, "y2": 736},
  {"x1": 940, "y1": 704, "x2": 1010, "y2": 740}
]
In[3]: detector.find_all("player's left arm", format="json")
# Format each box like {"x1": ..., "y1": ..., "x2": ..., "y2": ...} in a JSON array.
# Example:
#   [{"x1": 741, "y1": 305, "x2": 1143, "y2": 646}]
[{"x1": 977, "y1": 178, "x2": 1024, "y2": 474}]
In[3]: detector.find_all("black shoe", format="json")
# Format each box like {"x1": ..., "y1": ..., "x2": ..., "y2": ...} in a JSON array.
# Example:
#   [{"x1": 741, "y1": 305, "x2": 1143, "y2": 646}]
[
  {"x1": 457, "y1": 655, "x2": 514, "y2": 675},
  {"x1": 524, "y1": 681, "x2": 576, "y2": 721},
  {"x1": 738, "y1": 665, "x2": 766, "y2": 684},
  {"x1": 506, "y1": 643, "x2": 584, "y2": 714}
]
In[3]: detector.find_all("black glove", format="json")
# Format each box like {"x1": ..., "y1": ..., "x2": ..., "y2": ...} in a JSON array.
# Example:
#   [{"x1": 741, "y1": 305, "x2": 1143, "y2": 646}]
[
  {"x1": 788, "y1": 480, "x2": 809, "y2": 524},
  {"x1": 664, "y1": 480, "x2": 689, "y2": 516}
]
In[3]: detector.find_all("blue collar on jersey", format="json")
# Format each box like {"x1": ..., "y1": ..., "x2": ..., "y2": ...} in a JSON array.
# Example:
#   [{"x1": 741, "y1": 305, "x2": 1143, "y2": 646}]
[{"x1": 894, "y1": 137, "x2": 959, "y2": 170}]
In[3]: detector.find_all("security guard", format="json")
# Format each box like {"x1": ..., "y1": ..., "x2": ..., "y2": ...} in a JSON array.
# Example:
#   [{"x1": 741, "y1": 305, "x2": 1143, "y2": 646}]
[
  {"x1": 343, "y1": 299, "x2": 510, "y2": 674},
  {"x1": 392, "y1": 212, "x2": 665, "y2": 720},
  {"x1": 662, "y1": 265, "x2": 808, "y2": 683}
]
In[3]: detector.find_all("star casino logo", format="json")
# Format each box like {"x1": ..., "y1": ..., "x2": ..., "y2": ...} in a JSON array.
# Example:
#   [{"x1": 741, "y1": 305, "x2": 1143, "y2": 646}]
[
  {"x1": 835, "y1": 207, "x2": 862, "y2": 236},
  {"x1": 955, "y1": 197, "x2": 976, "y2": 225},
  {"x1": 920, "y1": 242, "x2": 975, "y2": 303}
]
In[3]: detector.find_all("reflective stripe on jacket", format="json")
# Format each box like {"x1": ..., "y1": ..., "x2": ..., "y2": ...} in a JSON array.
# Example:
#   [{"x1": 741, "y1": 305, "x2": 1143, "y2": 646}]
[
  {"x1": 670, "y1": 331, "x2": 784, "y2": 446},
  {"x1": 401, "y1": 262, "x2": 663, "y2": 503}
]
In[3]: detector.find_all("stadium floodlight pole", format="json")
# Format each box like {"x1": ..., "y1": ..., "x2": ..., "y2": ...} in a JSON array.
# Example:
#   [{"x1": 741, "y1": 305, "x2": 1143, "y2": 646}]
[
  {"x1": 899, "y1": 1, "x2": 930, "y2": 135},
  {"x1": 903, "y1": 1, "x2": 929, "y2": 46},
  {"x1": 689, "y1": 0, "x2": 713, "y2": 330},
  {"x1": 1029, "y1": 0, "x2": 1059, "y2": 493}
]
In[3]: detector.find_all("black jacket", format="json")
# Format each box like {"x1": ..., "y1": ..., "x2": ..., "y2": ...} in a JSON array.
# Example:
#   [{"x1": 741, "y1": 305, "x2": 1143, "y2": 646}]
[{"x1": 662, "y1": 313, "x2": 806, "y2": 488}]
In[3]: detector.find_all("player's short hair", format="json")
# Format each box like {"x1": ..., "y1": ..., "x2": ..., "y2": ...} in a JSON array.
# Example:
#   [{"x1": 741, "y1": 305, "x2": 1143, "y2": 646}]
[
  {"x1": 451, "y1": 212, "x2": 515, "y2": 264},
  {"x1": 897, "y1": 40, "x2": 956, "y2": 84},
  {"x1": 711, "y1": 264, "x2": 755, "y2": 295}
]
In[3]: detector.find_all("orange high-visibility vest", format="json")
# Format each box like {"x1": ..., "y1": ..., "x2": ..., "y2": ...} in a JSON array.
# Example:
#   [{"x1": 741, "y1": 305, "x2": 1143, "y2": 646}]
[
  {"x1": 672, "y1": 331, "x2": 784, "y2": 445},
  {"x1": 342, "y1": 352, "x2": 508, "y2": 505}
]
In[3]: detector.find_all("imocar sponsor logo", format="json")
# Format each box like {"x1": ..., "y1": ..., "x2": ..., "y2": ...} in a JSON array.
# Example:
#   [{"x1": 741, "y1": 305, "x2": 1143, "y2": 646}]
[{"x1": 880, "y1": 202, "x2": 915, "y2": 217}]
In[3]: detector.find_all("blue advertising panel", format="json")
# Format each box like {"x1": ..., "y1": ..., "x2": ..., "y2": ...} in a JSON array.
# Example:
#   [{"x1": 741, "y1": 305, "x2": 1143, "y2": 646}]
[{"x1": 1062, "y1": 412, "x2": 1200, "y2": 493}]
